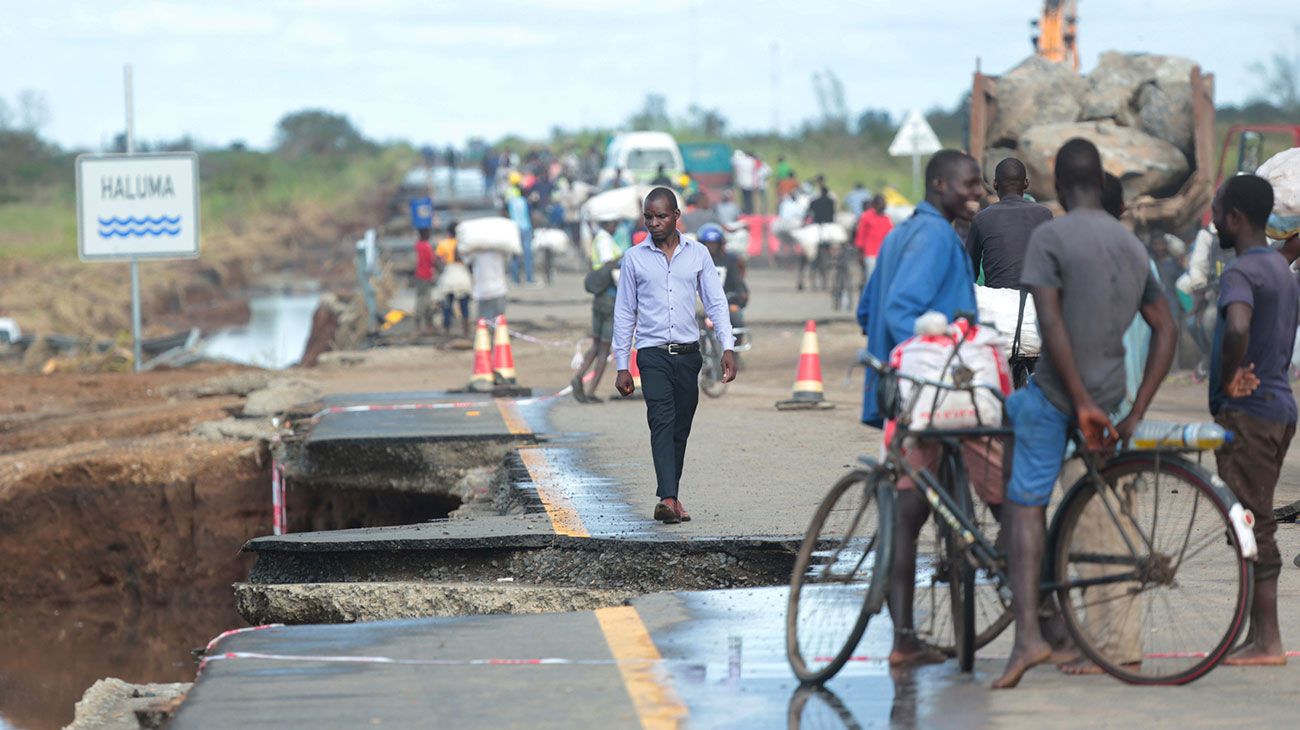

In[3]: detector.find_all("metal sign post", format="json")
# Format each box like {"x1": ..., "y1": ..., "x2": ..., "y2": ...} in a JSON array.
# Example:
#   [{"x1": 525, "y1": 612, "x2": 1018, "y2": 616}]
[
  {"x1": 126, "y1": 65, "x2": 142, "y2": 372},
  {"x1": 75, "y1": 65, "x2": 200, "y2": 372}
]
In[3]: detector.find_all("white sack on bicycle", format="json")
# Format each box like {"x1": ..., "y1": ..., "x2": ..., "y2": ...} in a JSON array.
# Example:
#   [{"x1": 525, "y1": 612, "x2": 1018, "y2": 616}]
[
  {"x1": 889, "y1": 318, "x2": 1012, "y2": 431},
  {"x1": 791, "y1": 223, "x2": 849, "y2": 260},
  {"x1": 974, "y1": 285, "x2": 1041, "y2": 357}
]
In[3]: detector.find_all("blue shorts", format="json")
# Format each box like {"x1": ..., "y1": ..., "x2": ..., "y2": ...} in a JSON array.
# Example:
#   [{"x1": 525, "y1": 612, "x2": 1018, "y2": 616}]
[{"x1": 1006, "y1": 380, "x2": 1071, "y2": 507}]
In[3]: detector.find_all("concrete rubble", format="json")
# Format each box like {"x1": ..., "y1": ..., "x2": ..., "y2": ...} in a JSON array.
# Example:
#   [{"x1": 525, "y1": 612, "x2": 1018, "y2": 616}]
[
  {"x1": 65, "y1": 678, "x2": 191, "y2": 730},
  {"x1": 243, "y1": 378, "x2": 322, "y2": 416}
]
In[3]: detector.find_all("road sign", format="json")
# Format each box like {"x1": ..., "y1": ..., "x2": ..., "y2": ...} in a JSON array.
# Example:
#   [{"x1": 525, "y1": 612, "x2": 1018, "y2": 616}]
[
  {"x1": 76, "y1": 152, "x2": 200, "y2": 261},
  {"x1": 888, "y1": 110, "x2": 942, "y2": 157}
]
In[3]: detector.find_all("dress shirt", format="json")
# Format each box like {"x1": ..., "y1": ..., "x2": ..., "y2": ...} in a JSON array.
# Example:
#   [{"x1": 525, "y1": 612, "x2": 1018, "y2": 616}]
[{"x1": 612, "y1": 235, "x2": 734, "y2": 370}]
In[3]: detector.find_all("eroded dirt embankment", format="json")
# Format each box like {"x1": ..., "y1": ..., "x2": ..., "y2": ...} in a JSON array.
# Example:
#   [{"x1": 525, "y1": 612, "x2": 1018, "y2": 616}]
[{"x1": 0, "y1": 366, "x2": 466, "y2": 729}]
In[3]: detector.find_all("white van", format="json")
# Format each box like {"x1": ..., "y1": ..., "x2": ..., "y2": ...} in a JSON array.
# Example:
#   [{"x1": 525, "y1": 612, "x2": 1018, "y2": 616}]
[{"x1": 598, "y1": 132, "x2": 683, "y2": 188}]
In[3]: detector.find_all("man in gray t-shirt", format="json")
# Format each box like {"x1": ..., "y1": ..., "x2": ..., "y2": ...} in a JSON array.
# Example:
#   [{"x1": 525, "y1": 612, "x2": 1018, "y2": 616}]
[
  {"x1": 1021, "y1": 210, "x2": 1164, "y2": 414},
  {"x1": 993, "y1": 139, "x2": 1177, "y2": 690}
]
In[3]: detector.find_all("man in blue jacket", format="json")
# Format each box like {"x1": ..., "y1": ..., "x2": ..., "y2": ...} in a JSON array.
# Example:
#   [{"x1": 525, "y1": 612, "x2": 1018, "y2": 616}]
[{"x1": 856, "y1": 149, "x2": 987, "y2": 665}]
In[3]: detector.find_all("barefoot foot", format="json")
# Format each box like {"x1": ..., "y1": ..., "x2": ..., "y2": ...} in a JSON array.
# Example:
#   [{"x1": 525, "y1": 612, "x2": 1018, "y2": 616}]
[
  {"x1": 992, "y1": 642, "x2": 1052, "y2": 689},
  {"x1": 888, "y1": 644, "x2": 948, "y2": 667},
  {"x1": 1223, "y1": 641, "x2": 1287, "y2": 666}
]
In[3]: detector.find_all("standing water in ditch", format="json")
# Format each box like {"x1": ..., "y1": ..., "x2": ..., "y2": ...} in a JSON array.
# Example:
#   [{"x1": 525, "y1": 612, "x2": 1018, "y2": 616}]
[{"x1": 200, "y1": 290, "x2": 320, "y2": 369}]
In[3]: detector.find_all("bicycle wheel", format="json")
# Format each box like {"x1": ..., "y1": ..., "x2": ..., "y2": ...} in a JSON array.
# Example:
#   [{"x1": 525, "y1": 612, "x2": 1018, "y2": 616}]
[
  {"x1": 914, "y1": 482, "x2": 1011, "y2": 656},
  {"x1": 698, "y1": 334, "x2": 727, "y2": 398},
  {"x1": 1049, "y1": 453, "x2": 1252, "y2": 685},
  {"x1": 787, "y1": 468, "x2": 895, "y2": 684}
]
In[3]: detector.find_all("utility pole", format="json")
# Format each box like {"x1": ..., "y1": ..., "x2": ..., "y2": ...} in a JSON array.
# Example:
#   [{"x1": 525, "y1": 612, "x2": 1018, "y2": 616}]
[{"x1": 770, "y1": 42, "x2": 780, "y2": 134}]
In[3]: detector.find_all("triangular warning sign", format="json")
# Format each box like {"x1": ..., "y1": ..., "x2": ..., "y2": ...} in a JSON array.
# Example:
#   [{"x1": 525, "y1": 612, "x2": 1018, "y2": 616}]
[{"x1": 888, "y1": 109, "x2": 942, "y2": 157}]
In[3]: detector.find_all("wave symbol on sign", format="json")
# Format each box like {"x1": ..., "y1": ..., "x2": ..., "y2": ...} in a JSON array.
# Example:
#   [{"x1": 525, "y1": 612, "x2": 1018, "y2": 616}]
[{"x1": 97, "y1": 215, "x2": 182, "y2": 238}]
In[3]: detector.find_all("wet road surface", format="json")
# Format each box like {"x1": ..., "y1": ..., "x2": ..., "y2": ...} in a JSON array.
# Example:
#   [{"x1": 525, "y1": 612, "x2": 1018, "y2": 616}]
[
  {"x1": 197, "y1": 379, "x2": 1300, "y2": 727},
  {"x1": 174, "y1": 582, "x2": 1300, "y2": 728}
]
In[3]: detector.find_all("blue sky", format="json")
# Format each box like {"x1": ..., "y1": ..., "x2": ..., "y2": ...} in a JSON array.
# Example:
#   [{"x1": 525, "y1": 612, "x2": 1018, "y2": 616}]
[{"x1": 1, "y1": 0, "x2": 1296, "y2": 150}]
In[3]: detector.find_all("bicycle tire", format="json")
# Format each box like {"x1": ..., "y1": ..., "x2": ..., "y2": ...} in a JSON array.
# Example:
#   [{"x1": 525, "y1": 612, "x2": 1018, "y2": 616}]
[
  {"x1": 940, "y1": 450, "x2": 977, "y2": 672},
  {"x1": 913, "y1": 454, "x2": 1011, "y2": 658},
  {"x1": 786, "y1": 468, "x2": 895, "y2": 685},
  {"x1": 1049, "y1": 453, "x2": 1252, "y2": 685},
  {"x1": 698, "y1": 333, "x2": 727, "y2": 398}
]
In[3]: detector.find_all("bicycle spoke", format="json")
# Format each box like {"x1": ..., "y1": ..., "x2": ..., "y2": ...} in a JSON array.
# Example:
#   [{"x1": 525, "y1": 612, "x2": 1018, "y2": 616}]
[{"x1": 1058, "y1": 456, "x2": 1248, "y2": 684}]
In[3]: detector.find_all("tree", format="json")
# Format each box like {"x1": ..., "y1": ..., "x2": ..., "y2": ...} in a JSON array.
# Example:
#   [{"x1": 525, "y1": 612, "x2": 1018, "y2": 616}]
[
  {"x1": 812, "y1": 69, "x2": 849, "y2": 135},
  {"x1": 274, "y1": 109, "x2": 372, "y2": 159},
  {"x1": 925, "y1": 91, "x2": 971, "y2": 147},
  {"x1": 1249, "y1": 52, "x2": 1300, "y2": 114},
  {"x1": 856, "y1": 108, "x2": 893, "y2": 140},
  {"x1": 627, "y1": 94, "x2": 670, "y2": 132},
  {"x1": 683, "y1": 104, "x2": 728, "y2": 137},
  {"x1": 0, "y1": 97, "x2": 12, "y2": 131},
  {"x1": 16, "y1": 89, "x2": 51, "y2": 133}
]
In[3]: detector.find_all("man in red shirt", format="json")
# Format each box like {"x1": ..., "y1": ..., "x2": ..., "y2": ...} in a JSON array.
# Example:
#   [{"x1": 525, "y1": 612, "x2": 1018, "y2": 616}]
[
  {"x1": 414, "y1": 227, "x2": 438, "y2": 335},
  {"x1": 854, "y1": 194, "x2": 892, "y2": 284}
]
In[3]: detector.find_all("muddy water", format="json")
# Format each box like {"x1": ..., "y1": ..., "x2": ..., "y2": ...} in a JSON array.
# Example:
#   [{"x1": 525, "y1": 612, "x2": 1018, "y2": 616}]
[{"x1": 0, "y1": 594, "x2": 247, "y2": 730}]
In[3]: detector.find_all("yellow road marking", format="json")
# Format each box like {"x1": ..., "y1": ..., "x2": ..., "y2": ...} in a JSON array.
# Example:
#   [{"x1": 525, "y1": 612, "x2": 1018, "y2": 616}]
[
  {"x1": 496, "y1": 400, "x2": 590, "y2": 538},
  {"x1": 595, "y1": 606, "x2": 688, "y2": 729}
]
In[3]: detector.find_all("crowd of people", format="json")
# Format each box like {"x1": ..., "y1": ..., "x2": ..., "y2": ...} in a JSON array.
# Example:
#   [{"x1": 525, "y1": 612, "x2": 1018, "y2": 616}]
[{"x1": 857, "y1": 139, "x2": 1300, "y2": 688}]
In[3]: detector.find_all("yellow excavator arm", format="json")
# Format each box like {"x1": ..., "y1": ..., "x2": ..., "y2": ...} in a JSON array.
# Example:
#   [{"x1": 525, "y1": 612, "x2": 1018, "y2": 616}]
[{"x1": 1031, "y1": 0, "x2": 1080, "y2": 71}]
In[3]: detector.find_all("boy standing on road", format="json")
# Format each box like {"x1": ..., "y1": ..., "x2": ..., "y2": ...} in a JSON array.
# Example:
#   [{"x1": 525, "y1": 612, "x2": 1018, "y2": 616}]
[
  {"x1": 993, "y1": 139, "x2": 1177, "y2": 689},
  {"x1": 571, "y1": 219, "x2": 622, "y2": 403},
  {"x1": 413, "y1": 228, "x2": 438, "y2": 335},
  {"x1": 1208, "y1": 174, "x2": 1298, "y2": 666}
]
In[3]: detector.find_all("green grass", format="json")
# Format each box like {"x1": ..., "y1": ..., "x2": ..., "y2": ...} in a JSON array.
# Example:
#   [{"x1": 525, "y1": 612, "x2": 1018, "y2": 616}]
[
  {"x1": 743, "y1": 134, "x2": 962, "y2": 202},
  {"x1": 0, "y1": 146, "x2": 414, "y2": 263}
]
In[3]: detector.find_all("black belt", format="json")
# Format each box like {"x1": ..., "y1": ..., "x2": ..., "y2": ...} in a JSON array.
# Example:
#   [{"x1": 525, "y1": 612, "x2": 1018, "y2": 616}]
[{"x1": 652, "y1": 342, "x2": 699, "y2": 355}]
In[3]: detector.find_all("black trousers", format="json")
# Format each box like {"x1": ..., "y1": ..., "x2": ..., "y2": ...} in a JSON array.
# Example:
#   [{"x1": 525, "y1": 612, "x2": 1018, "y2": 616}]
[{"x1": 637, "y1": 347, "x2": 702, "y2": 499}]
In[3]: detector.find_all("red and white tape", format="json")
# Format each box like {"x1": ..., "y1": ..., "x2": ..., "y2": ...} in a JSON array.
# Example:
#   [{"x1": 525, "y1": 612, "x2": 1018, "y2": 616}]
[{"x1": 270, "y1": 461, "x2": 287, "y2": 536}]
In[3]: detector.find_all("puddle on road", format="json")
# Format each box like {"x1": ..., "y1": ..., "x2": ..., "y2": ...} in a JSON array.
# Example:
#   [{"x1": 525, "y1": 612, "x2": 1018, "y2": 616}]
[
  {"x1": 653, "y1": 588, "x2": 988, "y2": 729},
  {"x1": 200, "y1": 290, "x2": 319, "y2": 369}
]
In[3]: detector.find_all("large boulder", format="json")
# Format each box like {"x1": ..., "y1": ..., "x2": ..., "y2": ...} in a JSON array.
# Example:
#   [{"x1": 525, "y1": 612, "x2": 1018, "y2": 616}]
[
  {"x1": 988, "y1": 56, "x2": 1088, "y2": 148},
  {"x1": 1019, "y1": 121, "x2": 1190, "y2": 202},
  {"x1": 1136, "y1": 80, "x2": 1195, "y2": 159},
  {"x1": 1078, "y1": 52, "x2": 1148, "y2": 126},
  {"x1": 1078, "y1": 52, "x2": 1196, "y2": 137}
]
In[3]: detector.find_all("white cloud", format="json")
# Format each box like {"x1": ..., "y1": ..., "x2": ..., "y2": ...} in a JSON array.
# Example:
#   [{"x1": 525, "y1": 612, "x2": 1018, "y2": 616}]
[{"x1": 106, "y1": 2, "x2": 278, "y2": 38}]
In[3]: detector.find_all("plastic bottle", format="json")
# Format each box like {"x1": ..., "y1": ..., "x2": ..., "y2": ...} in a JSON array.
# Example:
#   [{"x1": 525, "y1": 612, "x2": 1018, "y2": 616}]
[{"x1": 1128, "y1": 420, "x2": 1232, "y2": 450}]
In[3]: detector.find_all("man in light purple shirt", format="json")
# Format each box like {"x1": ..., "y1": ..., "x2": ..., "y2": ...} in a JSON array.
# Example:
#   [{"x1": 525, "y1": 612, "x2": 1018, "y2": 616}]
[{"x1": 613, "y1": 187, "x2": 737, "y2": 524}]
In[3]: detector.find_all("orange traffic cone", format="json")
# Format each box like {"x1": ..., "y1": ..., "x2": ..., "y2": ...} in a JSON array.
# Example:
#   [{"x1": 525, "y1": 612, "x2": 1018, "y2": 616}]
[
  {"x1": 776, "y1": 320, "x2": 835, "y2": 410},
  {"x1": 492, "y1": 315, "x2": 517, "y2": 385},
  {"x1": 468, "y1": 318, "x2": 494, "y2": 392},
  {"x1": 628, "y1": 346, "x2": 642, "y2": 394}
]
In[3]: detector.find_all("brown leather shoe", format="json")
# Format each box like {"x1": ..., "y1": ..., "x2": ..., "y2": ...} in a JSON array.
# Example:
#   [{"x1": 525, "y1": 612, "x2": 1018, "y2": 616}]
[
  {"x1": 672, "y1": 498, "x2": 691, "y2": 522},
  {"x1": 653, "y1": 500, "x2": 681, "y2": 524}
]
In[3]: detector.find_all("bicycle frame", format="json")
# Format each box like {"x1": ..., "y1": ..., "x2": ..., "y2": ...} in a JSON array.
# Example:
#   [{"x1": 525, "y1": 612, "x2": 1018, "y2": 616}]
[{"x1": 867, "y1": 348, "x2": 1232, "y2": 598}]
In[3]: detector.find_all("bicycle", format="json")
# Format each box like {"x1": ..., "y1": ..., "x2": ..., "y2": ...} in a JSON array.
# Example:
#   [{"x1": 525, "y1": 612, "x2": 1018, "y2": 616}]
[
  {"x1": 828, "y1": 243, "x2": 856, "y2": 312},
  {"x1": 786, "y1": 351, "x2": 1255, "y2": 686},
  {"x1": 698, "y1": 315, "x2": 751, "y2": 399}
]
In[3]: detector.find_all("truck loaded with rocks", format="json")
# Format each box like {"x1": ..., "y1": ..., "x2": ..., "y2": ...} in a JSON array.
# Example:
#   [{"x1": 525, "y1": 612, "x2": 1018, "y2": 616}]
[{"x1": 970, "y1": 52, "x2": 1214, "y2": 236}]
